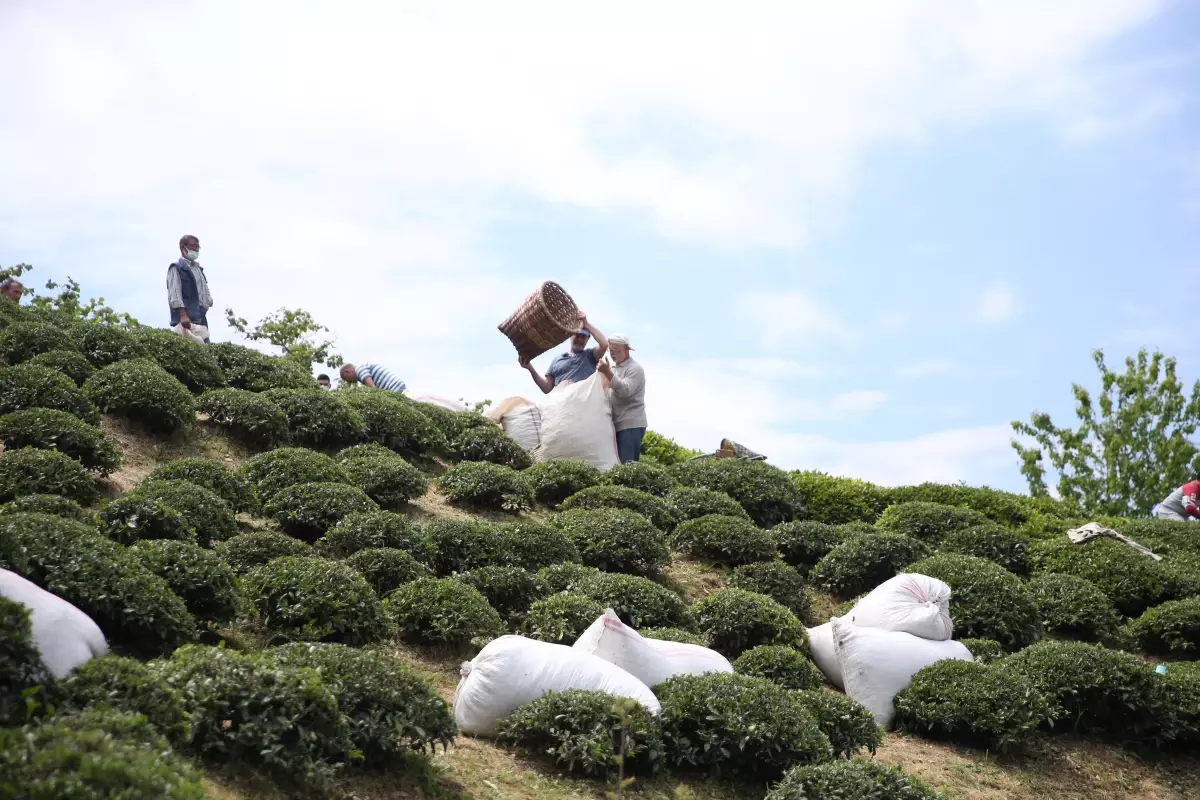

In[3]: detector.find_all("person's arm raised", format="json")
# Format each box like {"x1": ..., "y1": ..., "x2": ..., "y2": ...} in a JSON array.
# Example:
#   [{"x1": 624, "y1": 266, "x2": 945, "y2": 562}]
[
  {"x1": 579, "y1": 312, "x2": 609, "y2": 360},
  {"x1": 520, "y1": 358, "x2": 555, "y2": 394}
]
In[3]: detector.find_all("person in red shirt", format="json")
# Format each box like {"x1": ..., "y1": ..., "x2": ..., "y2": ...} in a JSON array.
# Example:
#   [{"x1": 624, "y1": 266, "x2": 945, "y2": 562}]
[{"x1": 1155, "y1": 472, "x2": 1200, "y2": 522}]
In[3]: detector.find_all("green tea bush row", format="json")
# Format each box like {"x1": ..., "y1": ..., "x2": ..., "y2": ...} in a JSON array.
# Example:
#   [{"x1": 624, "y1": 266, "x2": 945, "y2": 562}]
[
  {"x1": 340, "y1": 389, "x2": 447, "y2": 459},
  {"x1": 1026, "y1": 573, "x2": 1120, "y2": 641},
  {"x1": 316, "y1": 510, "x2": 433, "y2": 562},
  {"x1": 438, "y1": 461, "x2": 532, "y2": 511},
  {"x1": 449, "y1": 423, "x2": 531, "y2": 469},
  {"x1": 0, "y1": 596, "x2": 49, "y2": 726},
  {"x1": 908, "y1": 553, "x2": 1041, "y2": 650},
  {"x1": 241, "y1": 447, "x2": 350, "y2": 502},
  {"x1": 810, "y1": 532, "x2": 929, "y2": 599},
  {"x1": 691, "y1": 588, "x2": 807, "y2": 657},
  {"x1": 264, "y1": 388, "x2": 366, "y2": 450},
  {"x1": 0, "y1": 493, "x2": 93, "y2": 524},
  {"x1": 0, "y1": 408, "x2": 120, "y2": 474},
  {"x1": 197, "y1": 388, "x2": 291, "y2": 449},
  {"x1": 0, "y1": 362, "x2": 99, "y2": 422},
  {"x1": 522, "y1": 593, "x2": 605, "y2": 644},
  {"x1": 602, "y1": 460, "x2": 675, "y2": 497},
  {"x1": 52, "y1": 654, "x2": 191, "y2": 746},
  {"x1": 574, "y1": 571, "x2": 692, "y2": 630},
  {"x1": 790, "y1": 471, "x2": 890, "y2": 525},
  {"x1": 792, "y1": 690, "x2": 881, "y2": 759},
  {"x1": 727, "y1": 559, "x2": 809, "y2": 616},
  {"x1": 665, "y1": 485, "x2": 750, "y2": 522},
  {"x1": 210, "y1": 342, "x2": 315, "y2": 392},
  {"x1": 131, "y1": 326, "x2": 226, "y2": 394},
  {"x1": 130, "y1": 539, "x2": 238, "y2": 625},
  {"x1": 553, "y1": 507, "x2": 670, "y2": 576},
  {"x1": 215, "y1": 531, "x2": 314, "y2": 573},
  {"x1": 84, "y1": 359, "x2": 195, "y2": 432},
  {"x1": 876, "y1": 501, "x2": 990, "y2": 542},
  {"x1": 733, "y1": 645, "x2": 823, "y2": 690},
  {"x1": 766, "y1": 759, "x2": 951, "y2": 800},
  {"x1": 771, "y1": 520, "x2": 846, "y2": 570},
  {"x1": 0, "y1": 318, "x2": 78, "y2": 364},
  {"x1": 149, "y1": 458, "x2": 259, "y2": 513},
  {"x1": 524, "y1": 459, "x2": 601, "y2": 507},
  {"x1": 385, "y1": 576, "x2": 505, "y2": 648},
  {"x1": 265, "y1": 481, "x2": 378, "y2": 542},
  {"x1": 337, "y1": 447, "x2": 428, "y2": 509},
  {"x1": 1127, "y1": 598, "x2": 1200, "y2": 656},
  {"x1": 671, "y1": 513, "x2": 777, "y2": 566},
  {"x1": 345, "y1": 547, "x2": 432, "y2": 595},
  {"x1": 672, "y1": 459, "x2": 804, "y2": 527},
  {"x1": 561, "y1": 485, "x2": 678, "y2": 532},
  {"x1": 135, "y1": 478, "x2": 239, "y2": 545},
  {"x1": 0, "y1": 447, "x2": 98, "y2": 504},
  {"x1": 27, "y1": 348, "x2": 95, "y2": 385},
  {"x1": 459, "y1": 565, "x2": 549, "y2": 623}
]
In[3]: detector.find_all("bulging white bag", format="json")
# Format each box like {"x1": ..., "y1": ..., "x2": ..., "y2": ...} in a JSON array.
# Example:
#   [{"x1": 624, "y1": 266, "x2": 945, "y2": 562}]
[
  {"x1": 806, "y1": 622, "x2": 842, "y2": 689},
  {"x1": 412, "y1": 394, "x2": 471, "y2": 412},
  {"x1": 496, "y1": 399, "x2": 544, "y2": 453},
  {"x1": 453, "y1": 635, "x2": 659, "y2": 737},
  {"x1": 833, "y1": 617, "x2": 972, "y2": 729},
  {"x1": 0, "y1": 568, "x2": 108, "y2": 678},
  {"x1": 533, "y1": 373, "x2": 619, "y2": 471},
  {"x1": 844, "y1": 573, "x2": 953, "y2": 640},
  {"x1": 173, "y1": 323, "x2": 208, "y2": 344},
  {"x1": 573, "y1": 609, "x2": 732, "y2": 687}
]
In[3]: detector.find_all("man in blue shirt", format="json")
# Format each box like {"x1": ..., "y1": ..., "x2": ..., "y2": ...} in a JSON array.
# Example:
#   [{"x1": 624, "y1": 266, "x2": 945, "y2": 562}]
[{"x1": 520, "y1": 312, "x2": 609, "y2": 394}]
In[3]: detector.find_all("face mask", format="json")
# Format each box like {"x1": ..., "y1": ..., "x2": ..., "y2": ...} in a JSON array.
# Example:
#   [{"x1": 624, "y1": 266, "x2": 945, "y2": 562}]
[{"x1": 185, "y1": 250, "x2": 199, "y2": 261}]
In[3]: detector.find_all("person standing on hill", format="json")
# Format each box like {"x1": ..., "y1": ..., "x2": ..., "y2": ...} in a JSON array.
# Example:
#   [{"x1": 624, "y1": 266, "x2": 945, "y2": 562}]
[
  {"x1": 167, "y1": 234, "x2": 213, "y2": 343},
  {"x1": 597, "y1": 333, "x2": 646, "y2": 463},
  {"x1": 520, "y1": 312, "x2": 608, "y2": 393},
  {"x1": 1154, "y1": 472, "x2": 1200, "y2": 522},
  {"x1": 340, "y1": 362, "x2": 407, "y2": 394}
]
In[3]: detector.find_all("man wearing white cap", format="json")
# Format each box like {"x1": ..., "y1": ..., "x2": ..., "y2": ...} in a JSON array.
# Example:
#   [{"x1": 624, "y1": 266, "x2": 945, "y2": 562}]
[{"x1": 598, "y1": 333, "x2": 647, "y2": 463}]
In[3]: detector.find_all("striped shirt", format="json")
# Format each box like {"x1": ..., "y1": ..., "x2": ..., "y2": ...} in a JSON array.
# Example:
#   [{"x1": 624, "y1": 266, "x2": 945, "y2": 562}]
[{"x1": 357, "y1": 363, "x2": 406, "y2": 393}]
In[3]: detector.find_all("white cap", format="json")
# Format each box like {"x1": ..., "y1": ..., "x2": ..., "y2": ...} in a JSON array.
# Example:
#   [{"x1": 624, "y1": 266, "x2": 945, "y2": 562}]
[{"x1": 609, "y1": 334, "x2": 633, "y2": 349}]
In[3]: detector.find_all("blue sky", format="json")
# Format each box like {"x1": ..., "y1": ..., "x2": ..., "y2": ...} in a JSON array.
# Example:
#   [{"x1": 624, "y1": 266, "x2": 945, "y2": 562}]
[{"x1": 1, "y1": 1, "x2": 1198, "y2": 490}]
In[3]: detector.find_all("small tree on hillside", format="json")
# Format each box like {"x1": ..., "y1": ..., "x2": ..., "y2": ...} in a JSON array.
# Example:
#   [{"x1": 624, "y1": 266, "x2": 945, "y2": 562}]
[
  {"x1": 225, "y1": 307, "x2": 343, "y2": 370},
  {"x1": 0, "y1": 264, "x2": 135, "y2": 325},
  {"x1": 1012, "y1": 348, "x2": 1200, "y2": 516}
]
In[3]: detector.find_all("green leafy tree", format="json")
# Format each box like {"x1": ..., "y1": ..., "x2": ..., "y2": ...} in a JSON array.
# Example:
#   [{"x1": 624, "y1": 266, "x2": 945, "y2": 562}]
[
  {"x1": 1012, "y1": 348, "x2": 1200, "y2": 516},
  {"x1": 225, "y1": 307, "x2": 343, "y2": 370},
  {"x1": 0, "y1": 264, "x2": 133, "y2": 325}
]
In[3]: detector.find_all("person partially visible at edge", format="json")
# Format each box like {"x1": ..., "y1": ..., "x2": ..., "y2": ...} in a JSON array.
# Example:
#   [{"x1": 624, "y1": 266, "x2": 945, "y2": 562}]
[
  {"x1": 520, "y1": 311, "x2": 608, "y2": 394},
  {"x1": 316, "y1": 374, "x2": 331, "y2": 389},
  {"x1": 1154, "y1": 472, "x2": 1200, "y2": 522},
  {"x1": 167, "y1": 234, "x2": 213, "y2": 342},
  {"x1": 597, "y1": 333, "x2": 646, "y2": 463},
  {"x1": 339, "y1": 363, "x2": 407, "y2": 394},
  {"x1": 0, "y1": 279, "x2": 23, "y2": 303}
]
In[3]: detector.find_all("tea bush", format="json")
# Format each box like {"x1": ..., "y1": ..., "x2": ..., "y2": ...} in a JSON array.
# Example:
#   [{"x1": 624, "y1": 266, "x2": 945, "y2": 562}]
[
  {"x1": 130, "y1": 326, "x2": 226, "y2": 394},
  {"x1": 771, "y1": 520, "x2": 847, "y2": 570},
  {"x1": 74, "y1": 320, "x2": 145, "y2": 366},
  {"x1": 810, "y1": 532, "x2": 929, "y2": 600},
  {"x1": 553, "y1": 508, "x2": 670, "y2": 577},
  {"x1": 84, "y1": 359, "x2": 195, "y2": 432},
  {"x1": 894, "y1": 659, "x2": 1050, "y2": 750},
  {"x1": 876, "y1": 501, "x2": 990, "y2": 543},
  {"x1": 766, "y1": 759, "x2": 950, "y2": 800},
  {"x1": 790, "y1": 471, "x2": 891, "y2": 525},
  {"x1": 575, "y1": 571, "x2": 692, "y2": 630},
  {"x1": 263, "y1": 388, "x2": 366, "y2": 449},
  {"x1": 673, "y1": 459, "x2": 805, "y2": 527},
  {"x1": 410, "y1": 401, "x2": 483, "y2": 443},
  {"x1": 0, "y1": 493, "x2": 93, "y2": 524},
  {"x1": 792, "y1": 690, "x2": 881, "y2": 759},
  {"x1": 156, "y1": 644, "x2": 351, "y2": 787},
  {"x1": 130, "y1": 539, "x2": 239, "y2": 625},
  {"x1": 149, "y1": 458, "x2": 259, "y2": 513},
  {"x1": 459, "y1": 566, "x2": 549, "y2": 623},
  {"x1": 890, "y1": 482, "x2": 1044, "y2": 528},
  {"x1": 672, "y1": 513, "x2": 777, "y2": 566},
  {"x1": 497, "y1": 689, "x2": 662, "y2": 778},
  {"x1": 665, "y1": 485, "x2": 750, "y2": 523},
  {"x1": 209, "y1": 341, "x2": 315, "y2": 392},
  {"x1": 691, "y1": 588, "x2": 808, "y2": 657},
  {"x1": 728, "y1": 559, "x2": 809, "y2": 616},
  {"x1": 498, "y1": 521, "x2": 580, "y2": 571},
  {"x1": 52, "y1": 654, "x2": 190, "y2": 745},
  {"x1": 265, "y1": 481, "x2": 379, "y2": 542},
  {"x1": 1128, "y1": 598, "x2": 1200, "y2": 656},
  {"x1": 522, "y1": 593, "x2": 606, "y2": 644},
  {"x1": 345, "y1": 547, "x2": 432, "y2": 595},
  {"x1": 241, "y1": 447, "x2": 350, "y2": 501},
  {"x1": 450, "y1": 423, "x2": 531, "y2": 469},
  {"x1": 0, "y1": 408, "x2": 120, "y2": 474},
  {"x1": 27, "y1": 348, "x2": 94, "y2": 385},
  {"x1": 907, "y1": 553, "x2": 1041, "y2": 650},
  {"x1": 939, "y1": 522, "x2": 1030, "y2": 575},
  {"x1": 0, "y1": 318, "x2": 79, "y2": 363},
  {"x1": 136, "y1": 479, "x2": 239, "y2": 545},
  {"x1": 315, "y1": 510, "x2": 433, "y2": 562},
  {"x1": 215, "y1": 531, "x2": 314, "y2": 573},
  {"x1": 0, "y1": 596, "x2": 49, "y2": 725},
  {"x1": 560, "y1": 485, "x2": 679, "y2": 531},
  {"x1": 1026, "y1": 573, "x2": 1120, "y2": 641},
  {"x1": 537, "y1": 562, "x2": 603, "y2": 594},
  {"x1": 0, "y1": 447, "x2": 98, "y2": 504},
  {"x1": 268, "y1": 642, "x2": 456, "y2": 764},
  {"x1": 340, "y1": 389, "x2": 447, "y2": 459},
  {"x1": 386, "y1": 577, "x2": 505, "y2": 647},
  {"x1": 640, "y1": 627, "x2": 709, "y2": 646},
  {"x1": 197, "y1": 388, "x2": 290, "y2": 449},
  {"x1": 0, "y1": 361, "x2": 99, "y2": 422},
  {"x1": 524, "y1": 459, "x2": 602, "y2": 508},
  {"x1": 602, "y1": 460, "x2": 676, "y2": 497},
  {"x1": 100, "y1": 495, "x2": 196, "y2": 545},
  {"x1": 655, "y1": 672, "x2": 831, "y2": 780},
  {"x1": 338, "y1": 450, "x2": 428, "y2": 510},
  {"x1": 336, "y1": 441, "x2": 400, "y2": 462},
  {"x1": 733, "y1": 645, "x2": 823, "y2": 690},
  {"x1": 0, "y1": 513, "x2": 195, "y2": 655},
  {"x1": 420, "y1": 518, "x2": 508, "y2": 574},
  {"x1": 438, "y1": 461, "x2": 532, "y2": 512},
  {"x1": 241, "y1": 556, "x2": 391, "y2": 645},
  {"x1": 1029, "y1": 537, "x2": 1173, "y2": 616},
  {"x1": 960, "y1": 638, "x2": 1005, "y2": 663}
]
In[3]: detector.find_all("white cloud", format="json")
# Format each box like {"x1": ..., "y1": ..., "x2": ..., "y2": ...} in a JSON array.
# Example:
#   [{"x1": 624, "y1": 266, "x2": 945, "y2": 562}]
[
  {"x1": 829, "y1": 390, "x2": 888, "y2": 413},
  {"x1": 979, "y1": 284, "x2": 1018, "y2": 323},
  {"x1": 734, "y1": 290, "x2": 848, "y2": 349},
  {"x1": 894, "y1": 360, "x2": 956, "y2": 379}
]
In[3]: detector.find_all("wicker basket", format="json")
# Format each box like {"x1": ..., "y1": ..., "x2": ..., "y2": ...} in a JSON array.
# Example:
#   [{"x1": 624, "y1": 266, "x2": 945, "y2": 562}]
[{"x1": 498, "y1": 281, "x2": 581, "y2": 362}]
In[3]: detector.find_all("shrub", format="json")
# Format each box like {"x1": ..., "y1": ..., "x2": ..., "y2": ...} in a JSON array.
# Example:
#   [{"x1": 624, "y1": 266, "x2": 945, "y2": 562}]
[
  {"x1": 460, "y1": 566, "x2": 549, "y2": 623},
  {"x1": 0, "y1": 408, "x2": 119, "y2": 474},
  {"x1": 420, "y1": 518, "x2": 508, "y2": 574},
  {"x1": 672, "y1": 513, "x2": 777, "y2": 566},
  {"x1": 497, "y1": 690, "x2": 661, "y2": 777},
  {"x1": 336, "y1": 441, "x2": 401, "y2": 462},
  {"x1": 156, "y1": 644, "x2": 351, "y2": 787},
  {"x1": 241, "y1": 447, "x2": 350, "y2": 501},
  {"x1": 560, "y1": 485, "x2": 679, "y2": 533},
  {"x1": 0, "y1": 361, "x2": 99, "y2": 422},
  {"x1": 655, "y1": 672, "x2": 831, "y2": 780},
  {"x1": 268, "y1": 642, "x2": 456, "y2": 764},
  {"x1": 537, "y1": 562, "x2": 603, "y2": 593},
  {"x1": 553, "y1": 508, "x2": 670, "y2": 577},
  {"x1": 345, "y1": 547, "x2": 432, "y2": 595},
  {"x1": 1160, "y1": 667, "x2": 1200, "y2": 747},
  {"x1": 522, "y1": 593, "x2": 605, "y2": 644},
  {"x1": 939, "y1": 523, "x2": 1030, "y2": 574},
  {"x1": 908, "y1": 553, "x2": 1041, "y2": 650},
  {"x1": 665, "y1": 485, "x2": 750, "y2": 523},
  {"x1": 74, "y1": 320, "x2": 145, "y2": 366},
  {"x1": 602, "y1": 460, "x2": 676, "y2": 497},
  {"x1": 0, "y1": 596, "x2": 49, "y2": 725},
  {"x1": 27, "y1": 348, "x2": 95, "y2": 385},
  {"x1": 0, "y1": 493, "x2": 93, "y2": 524},
  {"x1": 894, "y1": 659, "x2": 1050, "y2": 750},
  {"x1": 215, "y1": 531, "x2": 313, "y2": 573},
  {"x1": 242, "y1": 556, "x2": 389, "y2": 645},
  {"x1": 640, "y1": 429, "x2": 701, "y2": 465},
  {"x1": 1029, "y1": 537, "x2": 1174, "y2": 616},
  {"x1": 792, "y1": 690, "x2": 881, "y2": 759},
  {"x1": 499, "y1": 521, "x2": 580, "y2": 571},
  {"x1": 100, "y1": 495, "x2": 196, "y2": 545},
  {"x1": 135, "y1": 479, "x2": 239, "y2": 545},
  {"x1": 449, "y1": 423, "x2": 531, "y2": 469},
  {"x1": 766, "y1": 759, "x2": 950, "y2": 800},
  {"x1": 316, "y1": 510, "x2": 433, "y2": 562},
  {"x1": 524, "y1": 459, "x2": 602, "y2": 507},
  {"x1": 728, "y1": 560, "x2": 809, "y2": 616},
  {"x1": 84, "y1": 359, "x2": 195, "y2": 432},
  {"x1": 672, "y1": 459, "x2": 805, "y2": 527},
  {"x1": 640, "y1": 627, "x2": 709, "y2": 646},
  {"x1": 209, "y1": 341, "x2": 315, "y2": 392},
  {"x1": 0, "y1": 447, "x2": 97, "y2": 504},
  {"x1": 386, "y1": 577, "x2": 505, "y2": 647},
  {"x1": 265, "y1": 481, "x2": 378, "y2": 542},
  {"x1": 130, "y1": 540, "x2": 239, "y2": 625},
  {"x1": 438, "y1": 461, "x2": 532, "y2": 512},
  {"x1": 810, "y1": 532, "x2": 929, "y2": 600},
  {"x1": 130, "y1": 326, "x2": 226, "y2": 394},
  {"x1": 149, "y1": 458, "x2": 259, "y2": 513},
  {"x1": 0, "y1": 513, "x2": 195, "y2": 655},
  {"x1": 1026, "y1": 573, "x2": 1120, "y2": 641},
  {"x1": 52, "y1": 655, "x2": 190, "y2": 745},
  {"x1": 0, "y1": 318, "x2": 79, "y2": 363},
  {"x1": 876, "y1": 501, "x2": 990, "y2": 542},
  {"x1": 890, "y1": 482, "x2": 1041, "y2": 528},
  {"x1": 411, "y1": 401, "x2": 482, "y2": 443},
  {"x1": 692, "y1": 589, "x2": 808, "y2": 658},
  {"x1": 771, "y1": 520, "x2": 847, "y2": 570},
  {"x1": 960, "y1": 638, "x2": 1005, "y2": 663},
  {"x1": 575, "y1": 571, "x2": 692, "y2": 629},
  {"x1": 339, "y1": 451, "x2": 428, "y2": 509},
  {"x1": 1128, "y1": 598, "x2": 1200, "y2": 656},
  {"x1": 790, "y1": 471, "x2": 891, "y2": 525},
  {"x1": 263, "y1": 388, "x2": 366, "y2": 449},
  {"x1": 734, "y1": 645, "x2": 823, "y2": 690},
  {"x1": 197, "y1": 388, "x2": 290, "y2": 449},
  {"x1": 340, "y1": 389, "x2": 447, "y2": 459}
]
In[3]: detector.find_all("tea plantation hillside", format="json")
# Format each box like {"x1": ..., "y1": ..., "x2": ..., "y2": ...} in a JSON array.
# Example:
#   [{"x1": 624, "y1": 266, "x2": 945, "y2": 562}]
[{"x1": 2, "y1": 301, "x2": 1200, "y2": 800}]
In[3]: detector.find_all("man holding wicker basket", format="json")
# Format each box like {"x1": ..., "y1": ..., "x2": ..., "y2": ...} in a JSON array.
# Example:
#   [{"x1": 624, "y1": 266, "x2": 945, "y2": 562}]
[{"x1": 519, "y1": 311, "x2": 609, "y2": 394}]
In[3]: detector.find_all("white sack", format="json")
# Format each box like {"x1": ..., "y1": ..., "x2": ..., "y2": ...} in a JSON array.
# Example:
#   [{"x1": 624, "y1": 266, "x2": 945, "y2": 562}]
[
  {"x1": 806, "y1": 622, "x2": 842, "y2": 689},
  {"x1": 573, "y1": 609, "x2": 732, "y2": 687},
  {"x1": 173, "y1": 323, "x2": 208, "y2": 344},
  {"x1": 833, "y1": 617, "x2": 972, "y2": 729},
  {"x1": 412, "y1": 394, "x2": 471, "y2": 412},
  {"x1": 844, "y1": 573, "x2": 953, "y2": 641},
  {"x1": 498, "y1": 400, "x2": 544, "y2": 453},
  {"x1": 453, "y1": 635, "x2": 659, "y2": 737},
  {"x1": 532, "y1": 373, "x2": 619, "y2": 472},
  {"x1": 0, "y1": 568, "x2": 108, "y2": 678}
]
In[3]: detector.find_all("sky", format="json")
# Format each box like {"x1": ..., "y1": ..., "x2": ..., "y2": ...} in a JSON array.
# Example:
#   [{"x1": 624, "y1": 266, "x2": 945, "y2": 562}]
[{"x1": 1, "y1": 1, "x2": 1198, "y2": 491}]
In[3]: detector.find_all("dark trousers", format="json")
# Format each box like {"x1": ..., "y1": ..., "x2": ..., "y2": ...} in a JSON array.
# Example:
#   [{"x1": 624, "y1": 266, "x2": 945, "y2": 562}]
[{"x1": 616, "y1": 427, "x2": 646, "y2": 464}]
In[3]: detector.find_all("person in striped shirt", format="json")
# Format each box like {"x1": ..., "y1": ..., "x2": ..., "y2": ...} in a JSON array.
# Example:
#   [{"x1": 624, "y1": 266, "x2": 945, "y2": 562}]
[{"x1": 339, "y1": 362, "x2": 407, "y2": 394}]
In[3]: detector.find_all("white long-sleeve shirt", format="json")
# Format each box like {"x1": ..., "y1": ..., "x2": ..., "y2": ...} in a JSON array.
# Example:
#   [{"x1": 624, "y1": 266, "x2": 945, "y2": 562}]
[{"x1": 609, "y1": 357, "x2": 647, "y2": 431}]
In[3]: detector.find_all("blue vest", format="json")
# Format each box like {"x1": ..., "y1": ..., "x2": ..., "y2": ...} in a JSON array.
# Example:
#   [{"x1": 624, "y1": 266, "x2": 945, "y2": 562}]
[{"x1": 169, "y1": 260, "x2": 207, "y2": 327}]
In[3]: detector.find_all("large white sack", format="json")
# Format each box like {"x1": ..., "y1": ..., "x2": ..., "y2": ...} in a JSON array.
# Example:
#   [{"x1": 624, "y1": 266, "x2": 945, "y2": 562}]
[
  {"x1": 833, "y1": 617, "x2": 972, "y2": 729},
  {"x1": 412, "y1": 394, "x2": 471, "y2": 412},
  {"x1": 533, "y1": 373, "x2": 619, "y2": 472},
  {"x1": 453, "y1": 635, "x2": 659, "y2": 737},
  {"x1": 0, "y1": 568, "x2": 108, "y2": 678},
  {"x1": 844, "y1": 573, "x2": 953, "y2": 641},
  {"x1": 806, "y1": 622, "x2": 842, "y2": 689},
  {"x1": 573, "y1": 609, "x2": 732, "y2": 687},
  {"x1": 498, "y1": 400, "x2": 544, "y2": 453}
]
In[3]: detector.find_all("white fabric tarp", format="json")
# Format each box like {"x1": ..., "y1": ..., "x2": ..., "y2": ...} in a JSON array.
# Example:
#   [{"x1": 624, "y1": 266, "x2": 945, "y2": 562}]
[
  {"x1": 573, "y1": 609, "x2": 732, "y2": 688},
  {"x1": 0, "y1": 568, "x2": 108, "y2": 678}
]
